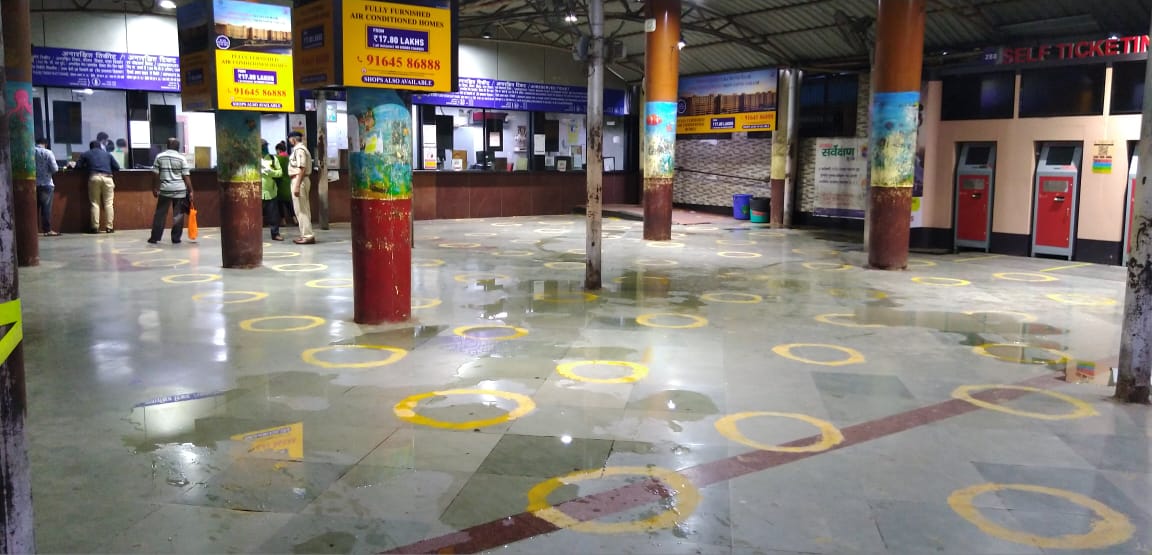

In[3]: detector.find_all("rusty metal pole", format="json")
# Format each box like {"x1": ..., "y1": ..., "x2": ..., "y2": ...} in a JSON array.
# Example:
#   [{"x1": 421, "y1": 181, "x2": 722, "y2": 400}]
[
  {"x1": 770, "y1": 68, "x2": 791, "y2": 227},
  {"x1": 348, "y1": 88, "x2": 412, "y2": 323},
  {"x1": 1115, "y1": 12, "x2": 1152, "y2": 403},
  {"x1": 641, "y1": 0, "x2": 679, "y2": 241},
  {"x1": 2, "y1": 0, "x2": 37, "y2": 267},
  {"x1": 0, "y1": 10, "x2": 35, "y2": 550},
  {"x1": 585, "y1": 0, "x2": 604, "y2": 290},
  {"x1": 316, "y1": 90, "x2": 330, "y2": 230},
  {"x1": 783, "y1": 68, "x2": 799, "y2": 228},
  {"x1": 866, "y1": 0, "x2": 925, "y2": 269},
  {"x1": 215, "y1": 112, "x2": 263, "y2": 269}
]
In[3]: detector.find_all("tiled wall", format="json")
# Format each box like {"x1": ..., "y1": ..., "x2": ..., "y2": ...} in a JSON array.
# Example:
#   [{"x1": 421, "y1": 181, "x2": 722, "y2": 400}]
[{"x1": 672, "y1": 134, "x2": 773, "y2": 206}]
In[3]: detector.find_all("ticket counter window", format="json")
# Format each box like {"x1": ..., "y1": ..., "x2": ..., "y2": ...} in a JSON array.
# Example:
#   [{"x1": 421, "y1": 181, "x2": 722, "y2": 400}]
[{"x1": 42, "y1": 88, "x2": 128, "y2": 164}]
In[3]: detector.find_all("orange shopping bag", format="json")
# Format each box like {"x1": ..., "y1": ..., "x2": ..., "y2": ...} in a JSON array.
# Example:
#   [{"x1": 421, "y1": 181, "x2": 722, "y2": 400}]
[{"x1": 187, "y1": 202, "x2": 199, "y2": 241}]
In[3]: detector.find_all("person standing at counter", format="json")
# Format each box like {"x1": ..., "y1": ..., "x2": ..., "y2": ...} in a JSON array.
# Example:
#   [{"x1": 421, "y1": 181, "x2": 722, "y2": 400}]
[
  {"x1": 148, "y1": 138, "x2": 193, "y2": 245},
  {"x1": 287, "y1": 131, "x2": 315, "y2": 245},
  {"x1": 275, "y1": 142, "x2": 295, "y2": 227},
  {"x1": 34, "y1": 138, "x2": 59, "y2": 237},
  {"x1": 260, "y1": 140, "x2": 284, "y2": 241},
  {"x1": 77, "y1": 140, "x2": 120, "y2": 234}
]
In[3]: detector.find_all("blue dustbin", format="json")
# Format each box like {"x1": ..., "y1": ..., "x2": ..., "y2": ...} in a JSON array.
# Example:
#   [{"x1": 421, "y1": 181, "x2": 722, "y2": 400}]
[{"x1": 733, "y1": 194, "x2": 752, "y2": 220}]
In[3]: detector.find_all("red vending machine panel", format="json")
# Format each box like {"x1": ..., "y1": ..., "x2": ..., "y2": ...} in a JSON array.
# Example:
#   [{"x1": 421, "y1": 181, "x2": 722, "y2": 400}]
[
  {"x1": 956, "y1": 175, "x2": 990, "y2": 243},
  {"x1": 1035, "y1": 176, "x2": 1074, "y2": 249}
]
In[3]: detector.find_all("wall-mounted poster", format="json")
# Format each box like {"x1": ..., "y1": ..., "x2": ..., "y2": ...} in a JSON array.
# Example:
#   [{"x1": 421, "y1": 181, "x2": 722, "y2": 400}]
[
  {"x1": 676, "y1": 68, "x2": 777, "y2": 135},
  {"x1": 813, "y1": 138, "x2": 869, "y2": 219}
]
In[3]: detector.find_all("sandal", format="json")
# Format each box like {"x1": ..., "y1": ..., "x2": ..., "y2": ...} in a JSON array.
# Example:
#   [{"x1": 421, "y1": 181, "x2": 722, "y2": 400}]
[
  {"x1": 293, "y1": 237, "x2": 315, "y2": 245},
  {"x1": 272, "y1": 234, "x2": 284, "y2": 241},
  {"x1": 43, "y1": 231, "x2": 60, "y2": 237}
]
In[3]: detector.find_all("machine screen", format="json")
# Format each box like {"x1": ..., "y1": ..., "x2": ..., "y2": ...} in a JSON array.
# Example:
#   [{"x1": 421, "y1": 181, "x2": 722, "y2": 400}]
[
  {"x1": 1042, "y1": 180, "x2": 1069, "y2": 193},
  {"x1": 1046, "y1": 146, "x2": 1077, "y2": 166},
  {"x1": 965, "y1": 146, "x2": 991, "y2": 166},
  {"x1": 962, "y1": 178, "x2": 985, "y2": 190}
]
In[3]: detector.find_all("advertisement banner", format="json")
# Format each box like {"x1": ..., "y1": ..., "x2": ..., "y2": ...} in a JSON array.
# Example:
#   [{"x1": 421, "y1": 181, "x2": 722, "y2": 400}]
[
  {"x1": 412, "y1": 77, "x2": 628, "y2": 115},
  {"x1": 676, "y1": 68, "x2": 777, "y2": 135},
  {"x1": 180, "y1": 50, "x2": 215, "y2": 112},
  {"x1": 813, "y1": 138, "x2": 869, "y2": 219},
  {"x1": 293, "y1": 0, "x2": 337, "y2": 88},
  {"x1": 342, "y1": 0, "x2": 454, "y2": 91},
  {"x1": 213, "y1": 0, "x2": 295, "y2": 112}
]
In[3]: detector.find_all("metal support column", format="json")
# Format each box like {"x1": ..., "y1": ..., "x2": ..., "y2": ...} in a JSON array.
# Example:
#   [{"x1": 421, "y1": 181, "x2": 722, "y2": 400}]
[
  {"x1": 2, "y1": 0, "x2": 37, "y2": 267},
  {"x1": 585, "y1": 0, "x2": 604, "y2": 290}
]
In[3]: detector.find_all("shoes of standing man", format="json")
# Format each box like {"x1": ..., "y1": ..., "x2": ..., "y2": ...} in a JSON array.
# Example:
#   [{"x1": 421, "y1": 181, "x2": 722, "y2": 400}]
[{"x1": 293, "y1": 237, "x2": 316, "y2": 245}]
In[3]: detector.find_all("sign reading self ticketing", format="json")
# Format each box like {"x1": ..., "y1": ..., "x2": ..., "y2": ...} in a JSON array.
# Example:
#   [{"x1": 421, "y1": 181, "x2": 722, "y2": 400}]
[{"x1": 342, "y1": 0, "x2": 453, "y2": 91}]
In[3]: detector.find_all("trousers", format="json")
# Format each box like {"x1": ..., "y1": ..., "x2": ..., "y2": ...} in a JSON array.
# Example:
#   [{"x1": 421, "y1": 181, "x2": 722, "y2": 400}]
[{"x1": 88, "y1": 174, "x2": 115, "y2": 230}]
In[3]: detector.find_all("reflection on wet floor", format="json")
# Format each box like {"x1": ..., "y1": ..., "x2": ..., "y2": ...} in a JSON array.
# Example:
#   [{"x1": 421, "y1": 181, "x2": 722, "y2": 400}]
[{"x1": 20, "y1": 216, "x2": 1149, "y2": 554}]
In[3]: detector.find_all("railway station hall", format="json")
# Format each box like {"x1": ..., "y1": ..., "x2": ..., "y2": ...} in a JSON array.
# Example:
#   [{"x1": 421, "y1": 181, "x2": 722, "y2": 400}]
[{"x1": 6, "y1": 0, "x2": 1152, "y2": 553}]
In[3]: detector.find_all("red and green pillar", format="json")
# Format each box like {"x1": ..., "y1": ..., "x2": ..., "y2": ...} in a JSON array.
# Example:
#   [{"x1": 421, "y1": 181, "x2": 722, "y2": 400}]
[
  {"x1": 2, "y1": 0, "x2": 37, "y2": 267},
  {"x1": 347, "y1": 87, "x2": 412, "y2": 324},
  {"x1": 866, "y1": 0, "x2": 925, "y2": 270},
  {"x1": 215, "y1": 111, "x2": 263, "y2": 269},
  {"x1": 642, "y1": 0, "x2": 680, "y2": 241}
]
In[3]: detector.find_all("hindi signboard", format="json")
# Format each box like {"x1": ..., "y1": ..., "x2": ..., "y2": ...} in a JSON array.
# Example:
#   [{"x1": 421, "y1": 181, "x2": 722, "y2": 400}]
[
  {"x1": 411, "y1": 77, "x2": 628, "y2": 115},
  {"x1": 32, "y1": 47, "x2": 181, "y2": 92},
  {"x1": 813, "y1": 138, "x2": 869, "y2": 219}
]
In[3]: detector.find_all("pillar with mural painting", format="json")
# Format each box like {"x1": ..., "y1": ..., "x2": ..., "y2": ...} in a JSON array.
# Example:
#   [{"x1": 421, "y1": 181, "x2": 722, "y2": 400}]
[
  {"x1": 348, "y1": 88, "x2": 412, "y2": 324},
  {"x1": 2, "y1": 0, "x2": 38, "y2": 266},
  {"x1": 215, "y1": 112, "x2": 264, "y2": 268},
  {"x1": 642, "y1": 0, "x2": 680, "y2": 241}
]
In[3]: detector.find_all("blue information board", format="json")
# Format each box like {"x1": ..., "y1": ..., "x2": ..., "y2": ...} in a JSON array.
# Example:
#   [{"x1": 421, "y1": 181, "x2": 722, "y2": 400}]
[
  {"x1": 32, "y1": 46, "x2": 181, "y2": 92},
  {"x1": 412, "y1": 77, "x2": 628, "y2": 116}
]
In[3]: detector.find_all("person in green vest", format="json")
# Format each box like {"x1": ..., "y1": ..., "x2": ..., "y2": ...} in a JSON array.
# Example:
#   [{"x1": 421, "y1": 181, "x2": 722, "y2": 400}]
[
  {"x1": 274, "y1": 141, "x2": 295, "y2": 226},
  {"x1": 261, "y1": 139, "x2": 284, "y2": 241}
]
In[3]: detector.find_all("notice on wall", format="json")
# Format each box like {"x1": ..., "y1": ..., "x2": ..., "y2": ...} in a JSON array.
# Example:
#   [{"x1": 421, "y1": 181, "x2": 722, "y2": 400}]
[
  {"x1": 1092, "y1": 140, "x2": 1114, "y2": 174},
  {"x1": 813, "y1": 138, "x2": 869, "y2": 219},
  {"x1": 412, "y1": 77, "x2": 628, "y2": 115},
  {"x1": 342, "y1": 0, "x2": 454, "y2": 91},
  {"x1": 32, "y1": 47, "x2": 181, "y2": 91}
]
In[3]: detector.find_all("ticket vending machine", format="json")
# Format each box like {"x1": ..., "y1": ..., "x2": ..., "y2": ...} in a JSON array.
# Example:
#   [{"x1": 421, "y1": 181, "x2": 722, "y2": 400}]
[
  {"x1": 1031, "y1": 142, "x2": 1083, "y2": 259},
  {"x1": 954, "y1": 143, "x2": 996, "y2": 251},
  {"x1": 1124, "y1": 149, "x2": 1139, "y2": 258}
]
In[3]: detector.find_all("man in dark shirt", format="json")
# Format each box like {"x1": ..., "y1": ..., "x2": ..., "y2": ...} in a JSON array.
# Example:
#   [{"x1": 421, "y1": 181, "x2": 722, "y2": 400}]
[{"x1": 77, "y1": 140, "x2": 120, "y2": 233}]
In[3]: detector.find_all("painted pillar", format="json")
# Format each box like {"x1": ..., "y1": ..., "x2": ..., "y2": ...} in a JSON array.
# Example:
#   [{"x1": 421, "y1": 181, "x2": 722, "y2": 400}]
[
  {"x1": 316, "y1": 90, "x2": 330, "y2": 230},
  {"x1": 641, "y1": 0, "x2": 679, "y2": 241},
  {"x1": 770, "y1": 69, "x2": 792, "y2": 228},
  {"x1": 585, "y1": 0, "x2": 604, "y2": 290},
  {"x1": 866, "y1": 0, "x2": 925, "y2": 270},
  {"x1": 2, "y1": 0, "x2": 36, "y2": 267},
  {"x1": 0, "y1": 9, "x2": 35, "y2": 550},
  {"x1": 348, "y1": 88, "x2": 412, "y2": 324},
  {"x1": 1116, "y1": 12, "x2": 1152, "y2": 404},
  {"x1": 215, "y1": 112, "x2": 263, "y2": 269},
  {"x1": 782, "y1": 68, "x2": 799, "y2": 228}
]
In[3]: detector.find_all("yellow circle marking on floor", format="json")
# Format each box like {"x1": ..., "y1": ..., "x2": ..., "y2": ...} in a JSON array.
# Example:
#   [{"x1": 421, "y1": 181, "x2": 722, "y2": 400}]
[
  {"x1": 533, "y1": 292, "x2": 598, "y2": 303},
  {"x1": 911, "y1": 276, "x2": 971, "y2": 287},
  {"x1": 772, "y1": 343, "x2": 865, "y2": 366},
  {"x1": 454, "y1": 272, "x2": 511, "y2": 283},
  {"x1": 973, "y1": 343, "x2": 1070, "y2": 365},
  {"x1": 301, "y1": 345, "x2": 408, "y2": 369},
  {"x1": 905, "y1": 258, "x2": 937, "y2": 268},
  {"x1": 826, "y1": 288, "x2": 889, "y2": 300},
  {"x1": 604, "y1": 225, "x2": 632, "y2": 231},
  {"x1": 1046, "y1": 293, "x2": 1117, "y2": 306},
  {"x1": 131, "y1": 258, "x2": 190, "y2": 268},
  {"x1": 701, "y1": 292, "x2": 763, "y2": 304},
  {"x1": 510, "y1": 238, "x2": 540, "y2": 244},
  {"x1": 306, "y1": 278, "x2": 352, "y2": 289},
  {"x1": 394, "y1": 388, "x2": 536, "y2": 429},
  {"x1": 112, "y1": 247, "x2": 161, "y2": 255},
  {"x1": 411, "y1": 297, "x2": 442, "y2": 309},
  {"x1": 994, "y1": 272, "x2": 1059, "y2": 282},
  {"x1": 240, "y1": 315, "x2": 326, "y2": 332},
  {"x1": 612, "y1": 275, "x2": 670, "y2": 285},
  {"x1": 690, "y1": 226, "x2": 719, "y2": 231},
  {"x1": 544, "y1": 261, "x2": 584, "y2": 270},
  {"x1": 792, "y1": 248, "x2": 839, "y2": 256},
  {"x1": 635, "y1": 313, "x2": 709, "y2": 329},
  {"x1": 413, "y1": 258, "x2": 446, "y2": 267},
  {"x1": 715, "y1": 412, "x2": 845, "y2": 453},
  {"x1": 718, "y1": 251, "x2": 762, "y2": 258},
  {"x1": 534, "y1": 228, "x2": 569, "y2": 234},
  {"x1": 962, "y1": 310, "x2": 1039, "y2": 323},
  {"x1": 646, "y1": 241, "x2": 684, "y2": 248},
  {"x1": 635, "y1": 258, "x2": 678, "y2": 267},
  {"x1": 438, "y1": 242, "x2": 482, "y2": 249},
  {"x1": 493, "y1": 250, "x2": 533, "y2": 257},
  {"x1": 749, "y1": 231, "x2": 785, "y2": 238},
  {"x1": 192, "y1": 291, "x2": 269, "y2": 304},
  {"x1": 271, "y1": 263, "x2": 328, "y2": 273},
  {"x1": 526, "y1": 466, "x2": 700, "y2": 534},
  {"x1": 162, "y1": 273, "x2": 221, "y2": 284},
  {"x1": 951, "y1": 385, "x2": 1098, "y2": 420},
  {"x1": 566, "y1": 248, "x2": 586, "y2": 255},
  {"x1": 717, "y1": 239, "x2": 757, "y2": 246},
  {"x1": 263, "y1": 251, "x2": 302, "y2": 259},
  {"x1": 556, "y1": 360, "x2": 648, "y2": 384},
  {"x1": 491, "y1": 222, "x2": 522, "y2": 227},
  {"x1": 421, "y1": 236, "x2": 442, "y2": 241},
  {"x1": 263, "y1": 242, "x2": 273, "y2": 247},
  {"x1": 813, "y1": 313, "x2": 885, "y2": 328},
  {"x1": 453, "y1": 325, "x2": 529, "y2": 341},
  {"x1": 465, "y1": 232, "x2": 498, "y2": 237},
  {"x1": 948, "y1": 483, "x2": 1133, "y2": 549},
  {"x1": 803, "y1": 261, "x2": 852, "y2": 271}
]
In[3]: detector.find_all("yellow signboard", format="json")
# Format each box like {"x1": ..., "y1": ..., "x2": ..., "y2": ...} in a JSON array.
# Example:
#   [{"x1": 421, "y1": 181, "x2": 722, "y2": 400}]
[
  {"x1": 215, "y1": 50, "x2": 295, "y2": 112},
  {"x1": 179, "y1": 50, "x2": 215, "y2": 112},
  {"x1": 230, "y1": 422, "x2": 304, "y2": 459},
  {"x1": 342, "y1": 0, "x2": 453, "y2": 91},
  {"x1": 676, "y1": 111, "x2": 777, "y2": 135},
  {"x1": 293, "y1": 0, "x2": 337, "y2": 89}
]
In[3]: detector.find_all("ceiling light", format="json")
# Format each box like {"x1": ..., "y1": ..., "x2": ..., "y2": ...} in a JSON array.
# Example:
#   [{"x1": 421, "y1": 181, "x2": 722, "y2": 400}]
[
  {"x1": 564, "y1": 12, "x2": 578, "y2": 23},
  {"x1": 677, "y1": 34, "x2": 685, "y2": 50},
  {"x1": 158, "y1": 0, "x2": 176, "y2": 8},
  {"x1": 481, "y1": 28, "x2": 492, "y2": 39}
]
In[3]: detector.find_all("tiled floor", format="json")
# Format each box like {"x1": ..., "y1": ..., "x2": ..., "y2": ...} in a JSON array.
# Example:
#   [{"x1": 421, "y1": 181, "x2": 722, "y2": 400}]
[{"x1": 20, "y1": 215, "x2": 1152, "y2": 554}]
